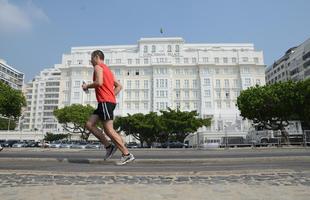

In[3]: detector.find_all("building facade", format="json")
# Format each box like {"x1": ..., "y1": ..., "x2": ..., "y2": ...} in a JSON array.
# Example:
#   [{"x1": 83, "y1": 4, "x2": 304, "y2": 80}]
[
  {"x1": 20, "y1": 67, "x2": 62, "y2": 133},
  {"x1": 58, "y1": 37, "x2": 265, "y2": 143},
  {"x1": 0, "y1": 59, "x2": 24, "y2": 90},
  {"x1": 266, "y1": 38, "x2": 310, "y2": 84}
]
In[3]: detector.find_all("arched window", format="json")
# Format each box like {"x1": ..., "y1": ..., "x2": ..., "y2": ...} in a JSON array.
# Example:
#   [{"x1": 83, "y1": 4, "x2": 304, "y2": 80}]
[
  {"x1": 175, "y1": 45, "x2": 180, "y2": 52},
  {"x1": 143, "y1": 46, "x2": 148, "y2": 53},
  {"x1": 167, "y1": 45, "x2": 172, "y2": 52}
]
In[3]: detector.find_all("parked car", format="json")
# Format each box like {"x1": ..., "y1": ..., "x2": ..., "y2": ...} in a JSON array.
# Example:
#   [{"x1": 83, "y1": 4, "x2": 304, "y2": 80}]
[
  {"x1": 71, "y1": 141, "x2": 88, "y2": 149},
  {"x1": 26, "y1": 141, "x2": 40, "y2": 147},
  {"x1": 12, "y1": 142, "x2": 28, "y2": 148},
  {"x1": 59, "y1": 141, "x2": 74, "y2": 148},
  {"x1": 161, "y1": 142, "x2": 186, "y2": 148},
  {"x1": 49, "y1": 141, "x2": 63, "y2": 148},
  {"x1": 85, "y1": 142, "x2": 101, "y2": 149},
  {"x1": 2, "y1": 140, "x2": 19, "y2": 147},
  {"x1": 38, "y1": 141, "x2": 50, "y2": 148},
  {"x1": 126, "y1": 142, "x2": 139, "y2": 148}
]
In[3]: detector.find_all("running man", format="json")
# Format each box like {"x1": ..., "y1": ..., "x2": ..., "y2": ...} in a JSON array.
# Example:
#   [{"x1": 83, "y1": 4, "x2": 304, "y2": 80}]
[{"x1": 83, "y1": 50, "x2": 135, "y2": 165}]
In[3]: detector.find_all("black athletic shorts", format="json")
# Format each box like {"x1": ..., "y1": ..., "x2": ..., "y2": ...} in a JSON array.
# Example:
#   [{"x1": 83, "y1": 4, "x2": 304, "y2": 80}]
[{"x1": 93, "y1": 102, "x2": 116, "y2": 121}]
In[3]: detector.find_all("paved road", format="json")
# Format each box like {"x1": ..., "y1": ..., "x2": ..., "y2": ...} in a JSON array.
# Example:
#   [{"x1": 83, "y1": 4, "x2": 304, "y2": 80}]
[
  {"x1": 0, "y1": 148, "x2": 309, "y2": 173},
  {"x1": 1, "y1": 148, "x2": 310, "y2": 200}
]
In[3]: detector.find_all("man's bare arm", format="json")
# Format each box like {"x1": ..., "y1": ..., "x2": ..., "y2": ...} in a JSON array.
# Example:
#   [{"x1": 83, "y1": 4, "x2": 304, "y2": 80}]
[
  {"x1": 114, "y1": 79, "x2": 123, "y2": 96},
  {"x1": 83, "y1": 65, "x2": 103, "y2": 89}
]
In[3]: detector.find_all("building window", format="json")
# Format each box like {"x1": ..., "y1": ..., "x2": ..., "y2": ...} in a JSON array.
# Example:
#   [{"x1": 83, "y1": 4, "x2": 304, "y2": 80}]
[
  {"x1": 144, "y1": 80, "x2": 148, "y2": 88},
  {"x1": 204, "y1": 78, "x2": 210, "y2": 86},
  {"x1": 214, "y1": 57, "x2": 219, "y2": 63},
  {"x1": 223, "y1": 57, "x2": 228, "y2": 63},
  {"x1": 193, "y1": 80, "x2": 198, "y2": 88},
  {"x1": 192, "y1": 57, "x2": 197, "y2": 63},
  {"x1": 216, "y1": 79, "x2": 221, "y2": 88},
  {"x1": 234, "y1": 79, "x2": 239, "y2": 88},
  {"x1": 176, "y1": 80, "x2": 180, "y2": 88},
  {"x1": 126, "y1": 91, "x2": 131, "y2": 98},
  {"x1": 175, "y1": 45, "x2": 179, "y2": 52},
  {"x1": 205, "y1": 102, "x2": 211, "y2": 108},
  {"x1": 167, "y1": 45, "x2": 172, "y2": 52},
  {"x1": 116, "y1": 59, "x2": 121, "y2": 64},
  {"x1": 144, "y1": 91, "x2": 148, "y2": 99},
  {"x1": 105, "y1": 59, "x2": 110, "y2": 64},
  {"x1": 185, "y1": 91, "x2": 189, "y2": 98},
  {"x1": 242, "y1": 57, "x2": 248, "y2": 62},
  {"x1": 175, "y1": 57, "x2": 180, "y2": 63},
  {"x1": 74, "y1": 92, "x2": 80, "y2": 99},
  {"x1": 144, "y1": 46, "x2": 148, "y2": 53},
  {"x1": 144, "y1": 58, "x2": 148, "y2": 64},
  {"x1": 175, "y1": 90, "x2": 180, "y2": 99},
  {"x1": 128, "y1": 59, "x2": 132, "y2": 64},
  {"x1": 184, "y1": 80, "x2": 189, "y2": 88},
  {"x1": 143, "y1": 102, "x2": 148, "y2": 109},
  {"x1": 216, "y1": 91, "x2": 221, "y2": 99},
  {"x1": 185, "y1": 102, "x2": 190, "y2": 109},
  {"x1": 67, "y1": 60, "x2": 72, "y2": 66},
  {"x1": 184, "y1": 58, "x2": 189, "y2": 63},
  {"x1": 217, "y1": 101, "x2": 222, "y2": 109},
  {"x1": 135, "y1": 91, "x2": 139, "y2": 98},
  {"x1": 254, "y1": 57, "x2": 259, "y2": 63},
  {"x1": 256, "y1": 79, "x2": 261, "y2": 85},
  {"x1": 152, "y1": 45, "x2": 156, "y2": 53},
  {"x1": 245, "y1": 78, "x2": 251, "y2": 86},
  {"x1": 232, "y1": 57, "x2": 237, "y2": 63},
  {"x1": 203, "y1": 57, "x2": 208, "y2": 63},
  {"x1": 135, "y1": 80, "x2": 139, "y2": 89},
  {"x1": 74, "y1": 81, "x2": 80, "y2": 87},
  {"x1": 224, "y1": 79, "x2": 229, "y2": 88},
  {"x1": 205, "y1": 90, "x2": 211, "y2": 97},
  {"x1": 136, "y1": 59, "x2": 140, "y2": 64},
  {"x1": 127, "y1": 80, "x2": 131, "y2": 89}
]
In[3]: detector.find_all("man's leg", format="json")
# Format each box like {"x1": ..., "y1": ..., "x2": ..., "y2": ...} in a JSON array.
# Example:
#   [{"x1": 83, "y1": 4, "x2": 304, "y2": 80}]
[
  {"x1": 85, "y1": 115, "x2": 110, "y2": 147},
  {"x1": 102, "y1": 120, "x2": 129, "y2": 156}
]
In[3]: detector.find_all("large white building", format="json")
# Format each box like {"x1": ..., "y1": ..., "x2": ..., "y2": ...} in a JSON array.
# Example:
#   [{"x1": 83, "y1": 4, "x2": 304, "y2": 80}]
[
  {"x1": 58, "y1": 37, "x2": 265, "y2": 143},
  {"x1": 266, "y1": 37, "x2": 310, "y2": 84},
  {"x1": 0, "y1": 59, "x2": 24, "y2": 90},
  {"x1": 20, "y1": 67, "x2": 62, "y2": 133},
  {"x1": 15, "y1": 37, "x2": 265, "y2": 143}
]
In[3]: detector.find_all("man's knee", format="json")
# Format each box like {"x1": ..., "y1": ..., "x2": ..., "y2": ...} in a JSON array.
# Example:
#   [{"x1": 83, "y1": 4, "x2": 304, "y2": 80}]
[{"x1": 85, "y1": 121, "x2": 95, "y2": 130}]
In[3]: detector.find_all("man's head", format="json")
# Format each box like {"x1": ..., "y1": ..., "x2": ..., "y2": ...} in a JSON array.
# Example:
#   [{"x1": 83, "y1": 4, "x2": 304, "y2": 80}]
[{"x1": 91, "y1": 50, "x2": 104, "y2": 66}]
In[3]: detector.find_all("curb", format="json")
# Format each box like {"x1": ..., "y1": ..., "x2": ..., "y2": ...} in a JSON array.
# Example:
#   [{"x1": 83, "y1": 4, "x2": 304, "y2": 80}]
[{"x1": 1, "y1": 156, "x2": 310, "y2": 164}]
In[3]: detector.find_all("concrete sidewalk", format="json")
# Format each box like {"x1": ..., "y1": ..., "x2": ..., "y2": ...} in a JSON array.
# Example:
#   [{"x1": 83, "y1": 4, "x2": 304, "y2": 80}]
[{"x1": 1, "y1": 184, "x2": 309, "y2": 200}]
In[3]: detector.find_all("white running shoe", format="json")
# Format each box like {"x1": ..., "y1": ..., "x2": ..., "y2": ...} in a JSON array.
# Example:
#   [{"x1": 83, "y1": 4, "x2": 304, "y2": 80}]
[{"x1": 115, "y1": 153, "x2": 135, "y2": 166}]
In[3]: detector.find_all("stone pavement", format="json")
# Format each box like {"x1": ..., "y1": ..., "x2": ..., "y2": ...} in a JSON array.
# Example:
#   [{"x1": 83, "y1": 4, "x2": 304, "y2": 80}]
[{"x1": 0, "y1": 171, "x2": 310, "y2": 200}]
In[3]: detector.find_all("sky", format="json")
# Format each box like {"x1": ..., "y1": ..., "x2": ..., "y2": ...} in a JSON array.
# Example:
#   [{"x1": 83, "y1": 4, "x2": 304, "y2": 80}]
[{"x1": 0, "y1": 0, "x2": 310, "y2": 82}]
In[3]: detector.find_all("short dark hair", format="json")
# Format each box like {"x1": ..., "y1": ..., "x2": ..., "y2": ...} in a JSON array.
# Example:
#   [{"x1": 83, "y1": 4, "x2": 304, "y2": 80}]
[{"x1": 91, "y1": 50, "x2": 104, "y2": 61}]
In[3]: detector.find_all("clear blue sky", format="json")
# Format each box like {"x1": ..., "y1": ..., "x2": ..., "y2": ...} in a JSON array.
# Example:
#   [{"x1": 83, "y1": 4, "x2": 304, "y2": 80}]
[{"x1": 1, "y1": 0, "x2": 310, "y2": 81}]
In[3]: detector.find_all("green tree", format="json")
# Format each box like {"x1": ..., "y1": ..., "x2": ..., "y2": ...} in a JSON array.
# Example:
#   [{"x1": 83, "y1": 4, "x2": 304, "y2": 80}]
[
  {"x1": 53, "y1": 104, "x2": 95, "y2": 138},
  {"x1": 114, "y1": 112, "x2": 165, "y2": 147},
  {"x1": 0, "y1": 81, "x2": 26, "y2": 119},
  {"x1": 44, "y1": 132, "x2": 69, "y2": 142},
  {"x1": 295, "y1": 78, "x2": 310, "y2": 129},
  {"x1": 0, "y1": 117, "x2": 16, "y2": 130},
  {"x1": 236, "y1": 81, "x2": 301, "y2": 142},
  {"x1": 160, "y1": 108, "x2": 211, "y2": 142}
]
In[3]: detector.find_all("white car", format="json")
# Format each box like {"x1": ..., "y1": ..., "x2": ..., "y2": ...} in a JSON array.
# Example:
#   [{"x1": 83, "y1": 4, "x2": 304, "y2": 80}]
[{"x1": 0, "y1": 145, "x2": 3, "y2": 151}]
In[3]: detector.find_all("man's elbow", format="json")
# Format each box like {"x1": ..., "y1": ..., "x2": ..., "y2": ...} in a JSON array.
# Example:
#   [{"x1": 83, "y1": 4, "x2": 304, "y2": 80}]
[{"x1": 97, "y1": 81, "x2": 103, "y2": 87}]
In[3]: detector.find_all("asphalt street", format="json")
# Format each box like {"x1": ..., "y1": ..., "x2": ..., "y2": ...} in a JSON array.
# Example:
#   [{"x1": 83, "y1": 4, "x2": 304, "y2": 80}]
[{"x1": 0, "y1": 148, "x2": 309, "y2": 173}]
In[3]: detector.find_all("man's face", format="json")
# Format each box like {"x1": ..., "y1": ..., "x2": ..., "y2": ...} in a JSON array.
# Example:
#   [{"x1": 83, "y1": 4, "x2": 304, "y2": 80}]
[{"x1": 91, "y1": 56, "x2": 99, "y2": 66}]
